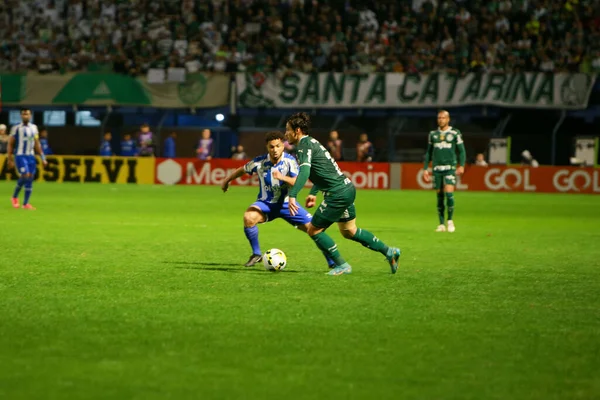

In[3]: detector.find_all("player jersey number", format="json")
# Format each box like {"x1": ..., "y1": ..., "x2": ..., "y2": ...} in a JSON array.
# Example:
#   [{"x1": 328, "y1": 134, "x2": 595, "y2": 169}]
[{"x1": 311, "y1": 138, "x2": 344, "y2": 176}]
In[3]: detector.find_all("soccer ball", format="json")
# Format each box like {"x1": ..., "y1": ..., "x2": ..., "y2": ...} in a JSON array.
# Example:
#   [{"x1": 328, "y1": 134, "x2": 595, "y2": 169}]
[{"x1": 263, "y1": 249, "x2": 287, "y2": 271}]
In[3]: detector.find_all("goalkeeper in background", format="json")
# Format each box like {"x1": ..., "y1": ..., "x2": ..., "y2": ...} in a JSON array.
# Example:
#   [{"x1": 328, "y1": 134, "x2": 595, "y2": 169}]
[{"x1": 423, "y1": 110, "x2": 466, "y2": 233}]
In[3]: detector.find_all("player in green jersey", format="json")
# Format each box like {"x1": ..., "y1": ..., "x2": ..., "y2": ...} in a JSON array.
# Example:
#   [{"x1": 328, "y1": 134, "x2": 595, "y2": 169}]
[
  {"x1": 285, "y1": 112, "x2": 401, "y2": 276},
  {"x1": 423, "y1": 110, "x2": 466, "y2": 233}
]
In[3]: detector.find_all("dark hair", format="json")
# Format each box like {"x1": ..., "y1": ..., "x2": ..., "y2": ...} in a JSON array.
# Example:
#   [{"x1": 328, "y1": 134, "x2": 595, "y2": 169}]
[
  {"x1": 20, "y1": 108, "x2": 31, "y2": 114},
  {"x1": 286, "y1": 112, "x2": 310, "y2": 134},
  {"x1": 265, "y1": 131, "x2": 285, "y2": 143}
]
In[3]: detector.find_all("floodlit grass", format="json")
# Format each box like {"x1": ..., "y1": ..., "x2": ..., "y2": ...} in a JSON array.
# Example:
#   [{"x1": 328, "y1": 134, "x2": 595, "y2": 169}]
[{"x1": 1, "y1": 182, "x2": 599, "y2": 399}]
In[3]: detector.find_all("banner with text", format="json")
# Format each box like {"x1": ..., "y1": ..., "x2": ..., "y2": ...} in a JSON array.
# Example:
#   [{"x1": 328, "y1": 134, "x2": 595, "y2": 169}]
[
  {"x1": 400, "y1": 163, "x2": 600, "y2": 194},
  {"x1": 236, "y1": 72, "x2": 596, "y2": 109},
  {"x1": 0, "y1": 155, "x2": 155, "y2": 184},
  {"x1": 0, "y1": 73, "x2": 229, "y2": 108},
  {"x1": 155, "y1": 158, "x2": 390, "y2": 189}
]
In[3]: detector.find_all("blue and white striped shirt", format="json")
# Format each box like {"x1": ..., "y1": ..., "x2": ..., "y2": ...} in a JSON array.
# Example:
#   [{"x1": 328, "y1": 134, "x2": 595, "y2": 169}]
[
  {"x1": 9, "y1": 123, "x2": 39, "y2": 156},
  {"x1": 244, "y1": 153, "x2": 299, "y2": 204}
]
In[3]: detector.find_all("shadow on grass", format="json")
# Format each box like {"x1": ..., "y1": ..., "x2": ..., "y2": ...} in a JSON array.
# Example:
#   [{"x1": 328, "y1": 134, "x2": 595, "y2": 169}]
[
  {"x1": 166, "y1": 261, "x2": 241, "y2": 267},
  {"x1": 165, "y1": 261, "x2": 305, "y2": 274}
]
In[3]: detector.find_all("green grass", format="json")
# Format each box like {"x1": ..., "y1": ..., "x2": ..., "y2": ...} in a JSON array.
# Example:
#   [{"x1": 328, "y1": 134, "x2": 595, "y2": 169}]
[{"x1": 1, "y1": 182, "x2": 599, "y2": 400}]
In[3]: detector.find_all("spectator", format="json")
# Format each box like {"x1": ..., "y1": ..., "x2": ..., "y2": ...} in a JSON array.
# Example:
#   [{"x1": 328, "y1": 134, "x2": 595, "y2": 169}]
[
  {"x1": 100, "y1": 132, "x2": 113, "y2": 157},
  {"x1": 231, "y1": 145, "x2": 247, "y2": 160},
  {"x1": 327, "y1": 130, "x2": 343, "y2": 161},
  {"x1": 1, "y1": 0, "x2": 597, "y2": 75},
  {"x1": 521, "y1": 150, "x2": 539, "y2": 167},
  {"x1": 120, "y1": 133, "x2": 137, "y2": 157},
  {"x1": 475, "y1": 153, "x2": 489, "y2": 167},
  {"x1": 0, "y1": 124, "x2": 8, "y2": 154},
  {"x1": 39, "y1": 128, "x2": 53, "y2": 155},
  {"x1": 163, "y1": 132, "x2": 177, "y2": 158},
  {"x1": 196, "y1": 129, "x2": 213, "y2": 160},
  {"x1": 138, "y1": 124, "x2": 154, "y2": 157},
  {"x1": 356, "y1": 133, "x2": 374, "y2": 162}
]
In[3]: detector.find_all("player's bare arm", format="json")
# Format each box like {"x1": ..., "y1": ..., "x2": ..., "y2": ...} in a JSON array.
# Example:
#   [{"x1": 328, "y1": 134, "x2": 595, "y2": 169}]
[
  {"x1": 423, "y1": 132, "x2": 433, "y2": 182},
  {"x1": 34, "y1": 138, "x2": 48, "y2": 166},
  {"x1": 222, "y1": 166, "x2": 246, "y2": 192},
  {"x1": 288, "y1": 167, "x2": 311, "y2": 216},
  {"x1": 6, "y1": 136, "x2": 15, "y2": 169},
  {"x1": 456, "y1": 134, "x2": 466, "y2": 175},
  {"x1": 288, "y1": 197, "x2": 300, "y2": 215},
  {"x1": 288, "y1": 163, "x2": 311, "y2": 216}
]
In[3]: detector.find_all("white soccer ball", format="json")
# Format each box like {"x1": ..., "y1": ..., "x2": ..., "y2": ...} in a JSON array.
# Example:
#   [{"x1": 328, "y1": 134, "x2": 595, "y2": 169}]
[{"x1": 263, "y1": 248, "x2": 287, "y2": 271}]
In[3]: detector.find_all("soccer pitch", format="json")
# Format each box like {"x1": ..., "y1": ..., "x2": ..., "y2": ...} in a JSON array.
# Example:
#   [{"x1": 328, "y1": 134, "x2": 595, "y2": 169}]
[{"x1": 1, "y1": 182, "x2": 599, "y2": 399}]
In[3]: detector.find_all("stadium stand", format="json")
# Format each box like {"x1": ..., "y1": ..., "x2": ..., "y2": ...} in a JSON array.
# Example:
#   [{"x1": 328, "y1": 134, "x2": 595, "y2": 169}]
[{"x1": 1, "y1": 0, "x2": 599, "y2": 75}]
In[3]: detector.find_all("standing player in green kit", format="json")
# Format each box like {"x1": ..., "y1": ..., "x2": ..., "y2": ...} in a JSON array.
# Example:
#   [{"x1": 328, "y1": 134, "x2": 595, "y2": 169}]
[
  {"x1": 285, "y1": 112, "x2": 401, "y2": 276},
  {"x1": 423, "y1": 110, "x2": 466, "y2": 233}
]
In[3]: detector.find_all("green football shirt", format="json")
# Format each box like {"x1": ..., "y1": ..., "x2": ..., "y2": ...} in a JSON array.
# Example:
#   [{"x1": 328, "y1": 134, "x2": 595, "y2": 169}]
[
  {"x1": 424, "y1": 127, "x2": 466, "y2": 171},
  {"x1": 290, "y1": 136, "x2": 351, "y2": 196}
]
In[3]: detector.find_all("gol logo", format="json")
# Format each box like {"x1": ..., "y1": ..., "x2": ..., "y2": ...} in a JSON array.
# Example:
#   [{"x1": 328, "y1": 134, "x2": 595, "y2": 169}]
[
  {"x1": 484, "y1": 168, "x2": 537, "y2": 191},
  {"x1": 553, "y1": 170, "x2": 600, "y2": 192}
]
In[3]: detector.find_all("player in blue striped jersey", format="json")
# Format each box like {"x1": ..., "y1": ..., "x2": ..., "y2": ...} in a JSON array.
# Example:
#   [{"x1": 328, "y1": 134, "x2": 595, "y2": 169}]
[
  {"x1": 222, "y1": 131, "x2": 335, "y2": 268},
  {"x1": 7, "y1": 108, "x2": 48, "y2": 210}
]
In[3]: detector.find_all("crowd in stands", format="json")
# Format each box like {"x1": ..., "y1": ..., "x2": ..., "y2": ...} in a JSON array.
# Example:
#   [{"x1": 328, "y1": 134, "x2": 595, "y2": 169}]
[
  {"x1": 1, "y1": 0, "x2": 599, "y2": 76},
  {"x1": 0, "y1": 122, "x2": 381, "y2": 162}
]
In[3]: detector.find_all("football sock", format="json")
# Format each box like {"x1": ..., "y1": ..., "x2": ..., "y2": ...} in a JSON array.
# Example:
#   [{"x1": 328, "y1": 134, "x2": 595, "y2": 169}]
[
  {"x1": 437, "y1": 191, "x2": 445, "y2": 224},
  {"x1": 311, "y1": 232, "x2": 345, "y2": 266},
  {"x1": 322, "y1": 251, "x2": 336, "y2": 267},
  {"x1": 446, "y1": 192, "x2": 455, "y2": 221},
  {"x1": 23, "y1": 179, "x2": 33, "y2": 205},
  {"x1": 350, "y1": 228, "x2": 389, "y2": 256},
  {"x1": 13, "y1": 177, "x2": 25, "y2": 198},
  {"x1": 244, "y1": 226, "x2": 261, "y2": 255}
]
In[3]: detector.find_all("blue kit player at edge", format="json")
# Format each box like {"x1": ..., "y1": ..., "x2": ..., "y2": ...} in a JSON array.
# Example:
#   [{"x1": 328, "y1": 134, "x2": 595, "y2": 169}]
[
  {"x1": 221, "y1": 131, "x2": 335, "y2": 268},
  {"x1": 7, "y1": 108, "x2": 48, "y2": 210}
]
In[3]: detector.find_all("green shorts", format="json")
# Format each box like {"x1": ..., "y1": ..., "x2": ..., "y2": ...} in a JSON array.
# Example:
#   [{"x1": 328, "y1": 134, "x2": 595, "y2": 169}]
[
  {"x1": 311, "y1": 185, "x2": 357, "y2": 229},
  {"x1": 432, "y1": 171, "x2": 457, "y2": 190}
]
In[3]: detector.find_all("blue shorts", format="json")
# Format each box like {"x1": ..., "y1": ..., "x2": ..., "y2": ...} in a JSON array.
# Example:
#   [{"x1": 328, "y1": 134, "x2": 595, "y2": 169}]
[
  {"x1": 250, "y1": 201, "x2": 312, "y2": 227},
  {"x1": 15, "y1": 155, "x2": 37, "y2": 176}
]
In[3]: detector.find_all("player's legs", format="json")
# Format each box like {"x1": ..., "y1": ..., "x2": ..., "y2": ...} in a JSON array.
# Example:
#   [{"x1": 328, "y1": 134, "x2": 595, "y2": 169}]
[
  {"x1": 22, "y1": 157, "x2": 37, "y2": 208},
  {"x1": 306, "y1": 221, "x2": 351, "y2": 275},
  {"x1": 339, "y1": 217, "x2": 388, "y2": 255},
  {"x1": 279, "y1": 204, "x2": 336, "y2": 268},
  {"x1": 433, "y1": 172, "x2": 445, "y2": 231},
  {"x1": 307, "y1": 187, "x2": 359, "y2": 275},
  {"x1": 307, "y1": 202, "x2": 351, "y2": 275},
  {"x1": 436, "y1": 189, "x2": 445, "y2": 230},
  {"x1": 243, "y1": 204, "x2": 268, "y2": 266},
  {"x1": 337, "y1": 211, "x2": 401, "y2": 274},
  {"x1": 444, "y1": 179, "x2": 456, "y2": 233},
  {"x1": 12, "y1": 156, "x2": 30, "y2": 208}
]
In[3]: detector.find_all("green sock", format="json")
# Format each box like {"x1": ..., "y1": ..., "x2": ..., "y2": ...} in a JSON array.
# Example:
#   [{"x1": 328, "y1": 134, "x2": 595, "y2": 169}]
[
  {"x1": 312, "y1": 232, "x2": 346, "y2": 266},
  {"x1": 350, "y1": 228, "x2": 389, "y2": 256},
  {"x1": 437, "y1": 191, "x2": 445, "y2": 224},
  {"x1": 446, "y1": 192, "x2": 455, "y2": 221}
]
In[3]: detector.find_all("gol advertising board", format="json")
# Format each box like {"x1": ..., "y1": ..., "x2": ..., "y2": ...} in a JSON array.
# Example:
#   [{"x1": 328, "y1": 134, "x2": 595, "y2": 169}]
[{"x1": 400, "y1": 163, "x2": 600, "y2": 194}]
